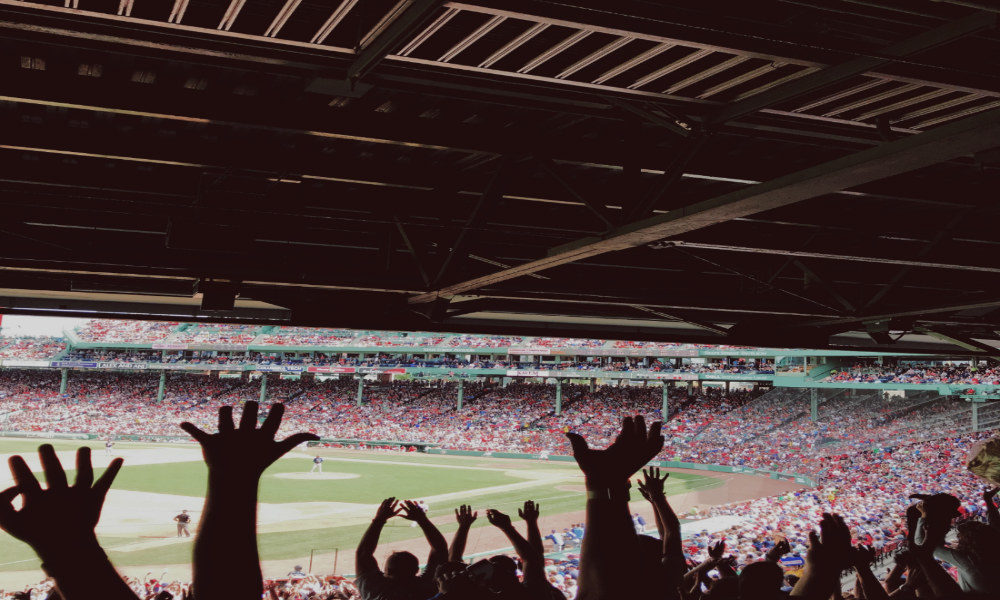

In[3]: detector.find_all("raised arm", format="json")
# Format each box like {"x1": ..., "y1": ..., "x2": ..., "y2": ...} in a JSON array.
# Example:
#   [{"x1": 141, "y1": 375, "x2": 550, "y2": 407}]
[
  {"x1": 765, "y1": 539, "x2": 791, "y2": 563},
  {"x1": 400, "y1": 500, "x2": 448, "y2": 574},
  {"x1": 910, "y1": 547, "x2": 963, "y2": 597},
  {"x1": 179, "y1": 401, "x2": 318, "y2": 600},
  {"x1": 791, "y1": 513, "x2": 853, "y2": 600},
  {"x1": 636, "y1": 467, "x2": 684, "y2": 582},
  {"x1": 518, "y1": 500, "x2": 543, "y2": 559},
  {"x1": 486, "y1": 509, "x2": 548, "y2": 589},
  {"x1": 566, "y1": 415, "x2": 664, "y2": 600},
  {"x1": 357, "y1": 498, "x2": 400, "y2": 575},
  {"x1": 682, "y1": 540, "x2": 723, "y2": 593},
  {"x1": 851, "y1": 545, "x2": 889, "y2": 600},
  {"x1": 636, "y1": 468, "x2": 667, "y2": 540},
  {"x1": 448, "y1": 504, "x2": 477, "y2": 562},
  {"x1": 0, "y1": 445, "x2": 136, "y2": 600}
]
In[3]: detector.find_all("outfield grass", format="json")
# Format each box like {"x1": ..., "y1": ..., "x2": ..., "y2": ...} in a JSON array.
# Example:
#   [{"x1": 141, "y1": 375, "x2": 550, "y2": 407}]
[{"x1": 0, "y1": 438, "x2": 723, "y2": 572}]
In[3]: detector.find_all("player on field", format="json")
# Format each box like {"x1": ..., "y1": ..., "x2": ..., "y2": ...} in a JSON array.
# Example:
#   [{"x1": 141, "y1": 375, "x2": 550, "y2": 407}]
[
  {"x1": 104, "y1": 438, "x2": 114, "y2": 456},
  {"x1": 174, "y1": 510, "x2": 191, "y2": 537},
  {"x1": 310, "y1": 455, "x2": 324, "y2": 473}
]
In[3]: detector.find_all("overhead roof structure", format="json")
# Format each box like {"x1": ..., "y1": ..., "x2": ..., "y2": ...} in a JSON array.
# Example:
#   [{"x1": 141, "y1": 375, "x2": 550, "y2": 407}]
[{"x1": 1, "y1": 0, "x2": 1000, "y2": 355}]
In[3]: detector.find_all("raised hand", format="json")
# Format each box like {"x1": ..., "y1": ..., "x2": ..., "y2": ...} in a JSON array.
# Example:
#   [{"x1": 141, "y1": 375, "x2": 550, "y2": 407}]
[
  {"x1": 0, "y1": 445, "x2": 122, "y2": 552},
  {"x1": 518, "y1": 501, "x2": 539, "y2": 522},
  {"x1": 765, "y1": 538, "x2": 791, "y2": 562},
  {"x1": 707, "y1": 540, "x2": 726, "y2": 564},
  {"x1": 0, "y1": 445, "x2": 135, "y2": 600},
  {"x1": 486, "y1": 509, "x2": 513, "y2": 530},
  {"x1": 805, "y1": 513, "x2": 853, "y2": 572},
  {"x1": 984, "y1": 487, "x2": 999, "y2": 504},
  {"x1": 375, "y1": 498, "x2": 402, "y2": 522},
  {"x1": 399, "y1": 500, "x2": 429, "y2": 522},
  {"x1": 566, "y1": 415, "x2": 663, "y2": 487},
  {"x1": 851, "y1": 544, "x2": 877, "y2": 568},
  {"x1": 636, "y1": 466, "x2": 669, "y2": 500},
  {"x1": 180, "y1": 401, "x2": 318, "y2": 479},
  {"x1": 455, "y1": 504, "x2": 477, "y2": 527}
]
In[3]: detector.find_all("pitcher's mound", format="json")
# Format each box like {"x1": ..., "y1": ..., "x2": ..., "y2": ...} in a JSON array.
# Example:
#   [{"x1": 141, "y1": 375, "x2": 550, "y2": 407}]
[{"x1": 273, "y1": 472, "x2": 360, "y2": 481}]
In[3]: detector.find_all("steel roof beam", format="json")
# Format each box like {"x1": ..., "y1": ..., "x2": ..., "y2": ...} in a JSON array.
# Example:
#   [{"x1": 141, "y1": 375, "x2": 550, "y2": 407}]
[
  {"x1": 347, "y1": 0, "x2": 443, "y2": 81},
  {"x1": 408, "y1": 104, "x2": 1000, "y2": 303},
  {"x1": 704, "y1": 10, "x2": 996, "y2": 125},
  {"x1": 310, "y1": 0, "x2": 362, "y2": 44}
]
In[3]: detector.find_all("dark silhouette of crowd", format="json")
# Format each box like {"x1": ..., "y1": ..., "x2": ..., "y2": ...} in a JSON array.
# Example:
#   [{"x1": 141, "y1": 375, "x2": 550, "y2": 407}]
[{"x1": 1, "y1": 398, "x2": 998, "y2": 599}]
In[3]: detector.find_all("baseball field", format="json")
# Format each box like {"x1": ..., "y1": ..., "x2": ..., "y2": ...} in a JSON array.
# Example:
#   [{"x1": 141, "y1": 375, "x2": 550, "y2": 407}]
[{"x1": 0, "y1": 437, "x2": 798, "y2": 588}]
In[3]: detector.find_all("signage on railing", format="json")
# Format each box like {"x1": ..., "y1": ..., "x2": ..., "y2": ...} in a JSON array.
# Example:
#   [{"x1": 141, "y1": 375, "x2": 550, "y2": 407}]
[{"x1": 506, "y1": 369, "x2": 551, "y2": 377}]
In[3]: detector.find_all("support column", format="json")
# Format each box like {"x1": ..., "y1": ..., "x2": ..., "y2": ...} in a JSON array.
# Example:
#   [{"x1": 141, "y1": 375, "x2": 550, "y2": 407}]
[
  {"x1": 457, "y1": 378, "x2": 464, "y2": 411},
  {"x1": 356, "y1": 377, "x2": 364, "y2": 406},
  {"x1": 555, "y1": 379, "x2": 563, "y2": 416},
  {"x1": 725, "y1": 381, "x2": 731, "y2": 393},
  {"x1": 260, "y1": 374, "x2": 268, "y2": 403},
  {"x1": 661, "y1": 383, "x2": 669, "y2": 420},
  {"x1": 810, "y1": 388, "x2": 819, "y2": 422},
  {"x1": 157, "y1": 370, "x2": 166, "y2": 402},
  {"x1": 589, "y1": 378, "x2": 596, "y2": 393},
  {"x1": 59, "y1": 368, "x2": 68, "y2": 394},
  {"x1": 973, "y1": 401, "x2": 980, "y2": 432},
  {"x1": 686, "y1": 381, "x2": 693, "y2": 397}
]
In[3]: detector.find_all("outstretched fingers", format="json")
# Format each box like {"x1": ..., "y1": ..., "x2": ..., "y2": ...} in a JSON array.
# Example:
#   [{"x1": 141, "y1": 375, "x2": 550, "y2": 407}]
[
  {"x1": 75, "y1": 447, "x2": 94, "y2": 489},
  {"x1": 8, "y1": 456, "x2": 41, "y2": 500},
  {"x1": 565, "y1": 432, "x2": 589, "y2": 458},
  {"x1": 93, "y1": 457, "x2": 124, "y2": 503},
  {"x1": 238, "y1": 401, "x2": 259, "y2": 431},
  {"x1": 218, "y1": 405, "x2": 235, "y2": 434},
  {"x1": 179, "y1": 422, "x2": 211, "y2": 444},
  {"x1": 260, "y1": 403, "x2": 286, "y2": 438},
  {"x1": 38, "y1": 445, "x2": 68, "y2": 490},
  {"x1": 277, "y1": 432, "x2": 320, "y2": 455}
]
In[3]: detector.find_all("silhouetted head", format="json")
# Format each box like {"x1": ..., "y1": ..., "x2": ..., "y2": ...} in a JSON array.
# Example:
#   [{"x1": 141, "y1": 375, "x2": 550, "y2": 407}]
[
  {"x1": 487, "y1": 554, "x2": 519, "y2": 589},
  {"x1": 706, "y1": 575, "x2": 739, "y2": 599},
  {"x1": 385, "y1": 551, "x2": 419, "y2": 579},
  {"x1": 956, "y1": 520, "x2": 1000, "y2": 564},
  {"x1": 739, "y1": 560, "x2": 784, "y2": 598}
]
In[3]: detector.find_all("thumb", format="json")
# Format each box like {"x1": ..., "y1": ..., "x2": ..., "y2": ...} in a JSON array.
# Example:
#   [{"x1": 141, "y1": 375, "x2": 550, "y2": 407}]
[
  {"x1": 565, "y1": 432, "x2": 588, "y2": 457},
  {"x1": 278, "y1": 433, "x2": 320, "y2": 454}
]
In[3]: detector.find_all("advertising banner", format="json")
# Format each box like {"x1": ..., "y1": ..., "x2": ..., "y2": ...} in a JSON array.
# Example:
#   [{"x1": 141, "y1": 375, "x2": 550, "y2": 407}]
[
  {"x1": 255, "y1": 365, "x2": 304, "y2": 373},
  {"x1": 630, "y1": 372, "x2": 698, "y2": 381},
  {"x1": 97, "y1": 361, "x2": 148, "y2": 370},
  {"x1": 307, "y1": 366, "x2": 357, "y2": 374},
  {"x1": 506, "y1": 369, "x2": 551, "y2": 377},
  {"x1": 2, "y1": 360, "x2": 51, "y2": 367}
]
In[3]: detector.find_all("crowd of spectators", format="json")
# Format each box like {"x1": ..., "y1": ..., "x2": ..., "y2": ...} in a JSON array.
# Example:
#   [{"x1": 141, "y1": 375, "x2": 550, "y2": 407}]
[
  {"x1": 0, "y1": 337, "x2": 66, "y2": 360},
  {"x1": 1, "y1": 385, "x2": 996, "y2": 599},
  {"x1": 63, "y1": 322, "x2": 785, "y2": 356},
  {"x1": 75, "y1": 320, "x2": 178, "y2": 343},
  {"x1": 824, "y1": 363, "x2": 1000, "y2": 385}
]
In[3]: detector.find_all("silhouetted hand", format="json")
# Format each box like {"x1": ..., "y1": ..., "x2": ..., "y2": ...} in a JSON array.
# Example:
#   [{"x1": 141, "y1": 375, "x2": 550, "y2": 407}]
[
  {"x1": 851, "y1": 544, "x2": 877, "y2": 569},
  {"x1": 765, "y1": 539, "x2": 791, "y2": 562},
  {"x1": 399, "y1": 500, "x2": 429, "y2": 523},
  {"x1": 805, "y1": 513, "x2": 853, "y2": 571},
  {"x1": 486, "y1": 509, "x2": 513, "y2": 530},
  {"x1": 637, "y1": 466, "x2": 669, "y2": 500},
  {"x1": 0, "y1": 445, "x2": 122, "y2": 554},
  {"x1": 566, "y1": 415, "x2": 663, "y2": 487},
  {"x1": 707, "y1": 540, "x2": 725, "y2": 564},
  {"x1": 518, "y1": 501, "x2": 539, "y2": 523},
  {"x1": 984, "y1": 487, "x2": 999, "y2": 504},
  {"x1": 374, "y1": 498, "x2": 402, "y2": 523},
  {"x1": 179, "y1": 401, "x2": 318, "y2": 480},
  {"x1": 455, "y1": 505, "x2": 477, "y2": 527}
]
